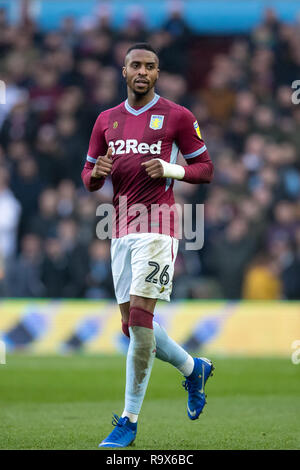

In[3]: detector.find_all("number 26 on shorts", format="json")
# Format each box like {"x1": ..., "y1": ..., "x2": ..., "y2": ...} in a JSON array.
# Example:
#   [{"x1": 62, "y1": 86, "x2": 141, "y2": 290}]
[{"x1": 145, "y1": 262, "x2": 170, "y2": 285}]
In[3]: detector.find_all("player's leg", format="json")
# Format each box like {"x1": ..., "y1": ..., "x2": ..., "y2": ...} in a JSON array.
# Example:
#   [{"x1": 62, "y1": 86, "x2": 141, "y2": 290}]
[
  {"x1": 119, "y1": 301, "x2": 130, "y2": 336},
  {"x1": 121, "y1": 295, "x2": 156, "y2": 424},
  {"x1": 119, "y1": 300, "x2": 214, "y2": 422},
  {"x1": 120, "y1": 301, "x2": 194, "y2": 376},
  {"x1": 99, "y1": 237, "x2": 137, "y2": 448},
  {"x1": 99, "y1": 294, "x2": 156, "y2": 448}
]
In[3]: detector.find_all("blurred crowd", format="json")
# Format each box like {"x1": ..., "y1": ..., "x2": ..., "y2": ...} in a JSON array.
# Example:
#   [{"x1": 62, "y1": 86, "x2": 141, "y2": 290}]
[{"x1": 0, "y1": 5, "x2": 299, "y2": 300}]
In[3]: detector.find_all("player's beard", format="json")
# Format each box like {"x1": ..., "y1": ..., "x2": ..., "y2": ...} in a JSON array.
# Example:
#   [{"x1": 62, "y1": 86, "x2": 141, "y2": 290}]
[
  {"x1": 133, "y1": 87, "x2": 151, "y2": 96},
  {"x1": 131, "y1": 77, "x2": 157, "y2": 97}
]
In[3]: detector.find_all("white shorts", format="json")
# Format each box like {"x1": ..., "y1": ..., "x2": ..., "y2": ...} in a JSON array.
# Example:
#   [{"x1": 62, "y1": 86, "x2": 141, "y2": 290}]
[{"x1": 111, "y1": 233, "x2": 179, "y2": 304}]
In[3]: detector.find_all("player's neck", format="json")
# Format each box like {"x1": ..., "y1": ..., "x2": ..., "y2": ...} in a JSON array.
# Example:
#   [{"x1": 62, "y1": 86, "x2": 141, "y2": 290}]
[{"x1": 127, "y1": 89, "x2": 156, "y2": 109}]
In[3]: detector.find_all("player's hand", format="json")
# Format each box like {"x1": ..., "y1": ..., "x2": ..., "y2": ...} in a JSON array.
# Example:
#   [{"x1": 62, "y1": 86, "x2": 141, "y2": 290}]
[
  {"x1": 91, "y1": 147, "x2": 113, "y2": 178},
  {"x1": 141, "y1": 159, "x2": 164, "y2": 179}
]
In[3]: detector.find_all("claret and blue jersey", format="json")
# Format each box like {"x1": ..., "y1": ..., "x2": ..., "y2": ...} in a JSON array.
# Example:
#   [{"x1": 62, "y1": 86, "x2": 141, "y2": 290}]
[{"x1": 82, "y1": 93, "x2": 213, "y2": 237}]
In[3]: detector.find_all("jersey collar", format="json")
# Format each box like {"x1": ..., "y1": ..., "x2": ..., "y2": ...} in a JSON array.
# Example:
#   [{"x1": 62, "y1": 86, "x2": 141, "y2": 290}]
[{"x1": 124, "y1": 93, "x2": 160, "y2": 116}]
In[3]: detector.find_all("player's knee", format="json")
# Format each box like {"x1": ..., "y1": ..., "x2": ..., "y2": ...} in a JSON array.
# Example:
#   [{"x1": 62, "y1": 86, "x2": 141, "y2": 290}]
[{"x1": 129, "y1": 306, "x2": 154, "y2": 330}]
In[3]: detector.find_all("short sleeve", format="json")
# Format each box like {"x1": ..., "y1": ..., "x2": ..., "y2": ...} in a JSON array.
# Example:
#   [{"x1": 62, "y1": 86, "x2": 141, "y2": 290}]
[
  {"x1": 175, "y1": 107, "x2": 207, "y2": 160},
  {"x1": 86, "y1": 113, "x2": 108, "y2": 164}
]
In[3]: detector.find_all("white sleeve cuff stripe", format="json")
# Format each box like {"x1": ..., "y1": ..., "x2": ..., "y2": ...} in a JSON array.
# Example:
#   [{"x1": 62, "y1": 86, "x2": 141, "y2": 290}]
[
  {"x1": 183, "y1": 146, "x2": 207, "y2": 159},
  {"x1": 87, "y1": 155, "x2": 97, "y2": 163}
]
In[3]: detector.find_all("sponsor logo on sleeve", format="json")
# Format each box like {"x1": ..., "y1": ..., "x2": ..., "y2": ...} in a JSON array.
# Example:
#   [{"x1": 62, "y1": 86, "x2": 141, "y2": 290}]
[{"x1": 193, "y1": 120, "x2": 202, "y2": 139}]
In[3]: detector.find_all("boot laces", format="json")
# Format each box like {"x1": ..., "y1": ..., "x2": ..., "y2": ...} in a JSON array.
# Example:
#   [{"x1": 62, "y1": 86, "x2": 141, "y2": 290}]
[
  {"x1": 182, "y1": 378, "x2": 200, "y2": 395},
  {"x1": 110, "y1": 414, "x2": 130, "y2": 439}
]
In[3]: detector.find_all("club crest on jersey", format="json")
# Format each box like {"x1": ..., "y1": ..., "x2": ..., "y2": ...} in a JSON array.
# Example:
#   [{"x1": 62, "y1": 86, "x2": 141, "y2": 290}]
[{"x1": 150, "y1": 115, "x2": 164, "y2": 130}]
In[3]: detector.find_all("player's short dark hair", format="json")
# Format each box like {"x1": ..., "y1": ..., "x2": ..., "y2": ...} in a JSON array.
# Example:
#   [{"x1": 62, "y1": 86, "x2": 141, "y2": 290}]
[{"x1": 125, "y1": 43, "x2": 158, "y2": 60}]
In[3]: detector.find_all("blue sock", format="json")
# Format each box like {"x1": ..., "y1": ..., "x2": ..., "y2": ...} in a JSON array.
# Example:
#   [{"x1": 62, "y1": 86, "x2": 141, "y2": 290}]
[
  {"x1": 122, "y1": 320, "x2": 193, "y2": 377},
  {"x1": 153, "y1": 320, "x2": 190, "y2": 368},
  {"x1": 124, "y1": 325, "x2": 156, "y2": 415}
]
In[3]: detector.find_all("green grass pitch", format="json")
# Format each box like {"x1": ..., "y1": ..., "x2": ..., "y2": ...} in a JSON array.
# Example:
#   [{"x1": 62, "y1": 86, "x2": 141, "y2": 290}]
[{"x1": 0, "y1": 354, "x2": 299, "y2": 450}]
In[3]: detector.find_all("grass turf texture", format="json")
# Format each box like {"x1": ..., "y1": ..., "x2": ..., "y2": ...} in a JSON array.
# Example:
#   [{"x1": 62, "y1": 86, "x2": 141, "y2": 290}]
[{"x1": 0, "y1": 355, "x2": 299, "y2": 450}]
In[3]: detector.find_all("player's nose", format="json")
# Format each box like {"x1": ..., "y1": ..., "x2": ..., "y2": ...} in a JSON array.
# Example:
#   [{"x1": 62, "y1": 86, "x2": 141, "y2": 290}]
[{"x1": 139, "y1": 65, "x2": 148, "y2": 75}]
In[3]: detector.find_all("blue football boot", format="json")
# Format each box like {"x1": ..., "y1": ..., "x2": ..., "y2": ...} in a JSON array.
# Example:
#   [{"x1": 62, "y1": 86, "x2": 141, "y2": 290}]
[
  {"x1": 99, "y1": 414, "x2": 137, "y2": 448},
  {"x1": 182, "y1": 357, "x2": 214, "y2": 420}
]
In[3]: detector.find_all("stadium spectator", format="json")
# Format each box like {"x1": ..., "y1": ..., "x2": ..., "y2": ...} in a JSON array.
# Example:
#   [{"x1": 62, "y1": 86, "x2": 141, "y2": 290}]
[
  {"x1": 85, "y1": 239, "x2": 114, "y2": 299},
  {"x1": 6, "y1": 233, "x2": 44, "y2": 297},
  {"x1": 26, "y1": 188, "x2": 59, "y2": 238},
  {"x1": 0, "y1": 166, "x2": 22, "y2": 262},
  {"x1": 206, "y1": 216, "x2": 258, "y2": 298},
  {"x1": 40, "y1": 236, "x2": 70, "y2": 298},
  {"x1": 242, "y1": 253, "x2": 282, "y2": 299}
]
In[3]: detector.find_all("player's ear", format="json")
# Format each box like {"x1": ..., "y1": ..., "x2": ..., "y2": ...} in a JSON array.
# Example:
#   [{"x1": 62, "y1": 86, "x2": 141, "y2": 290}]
[{"x1": 122, "y1": 66, "x2": 127, "y2": 78}]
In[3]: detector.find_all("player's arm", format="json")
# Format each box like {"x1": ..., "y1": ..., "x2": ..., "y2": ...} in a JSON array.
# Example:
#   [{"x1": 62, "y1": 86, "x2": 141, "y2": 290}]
[
  {"x1": 142, "y1": 152, "x2": 213, "y2": 183},
  {"x1": 81, "y1": 113, "x2": 112, "y2": 192},
  {"x1": 180, "y1": 149, "x2": 213, "y2": 184},
  {"x1": 142, "y1": 108, "x2": 214, "y2": 183},
  {"x1": 175, "y1": 107, "x2": 213, "y2": 184}
]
